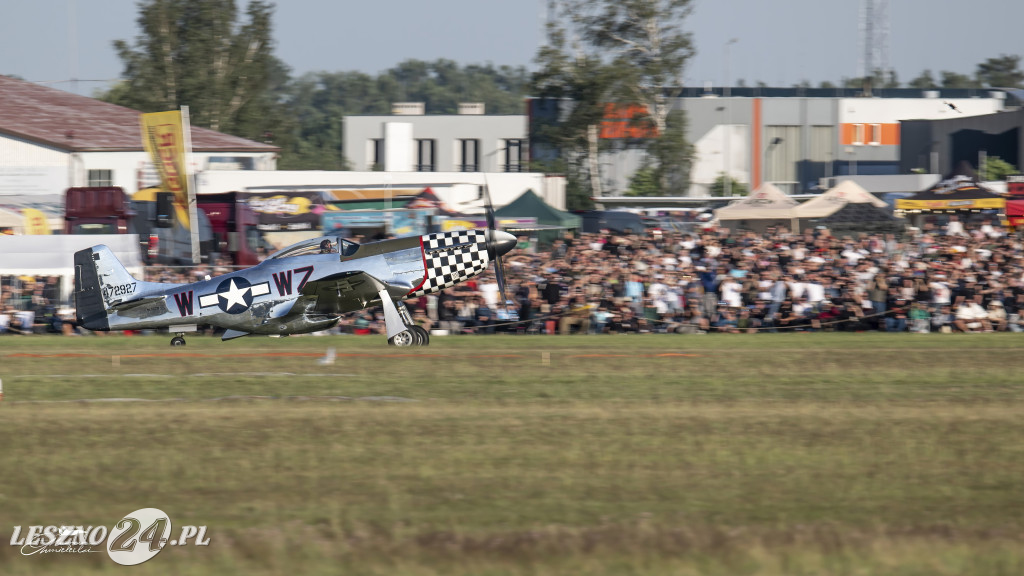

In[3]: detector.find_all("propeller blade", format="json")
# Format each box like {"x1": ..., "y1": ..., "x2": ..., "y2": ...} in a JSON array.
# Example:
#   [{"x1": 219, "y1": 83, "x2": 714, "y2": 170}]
[
  {"x1": 483, "y1": 183, "x2": 496, "y2": 230},
  {"x1": 494, "y1": 250, "x2": 509, "y2": 303},
  {"x1": 482, "y1": 181, "x2": 516, "y2": 320}
]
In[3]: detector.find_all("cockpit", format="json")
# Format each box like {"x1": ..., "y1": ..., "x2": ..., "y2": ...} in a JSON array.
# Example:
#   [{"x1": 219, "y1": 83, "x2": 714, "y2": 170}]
[{"x1": 267, "y1": 236, "x2": 360, "y2": 259}]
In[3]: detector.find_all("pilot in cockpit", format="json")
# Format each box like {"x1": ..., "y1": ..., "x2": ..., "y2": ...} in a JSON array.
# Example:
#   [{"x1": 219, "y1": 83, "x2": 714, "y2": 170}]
[{"x1": 319, "y1": 239, "x2": 334, "y2": 254}]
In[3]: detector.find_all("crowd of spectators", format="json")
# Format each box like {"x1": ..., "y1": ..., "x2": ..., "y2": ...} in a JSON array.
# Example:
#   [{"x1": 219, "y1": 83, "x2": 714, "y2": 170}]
[
  {"x1": 0, "y1": 275, "x2": 69, "y2": 335},
  {"x1": 405, "y1": 216, "x2": 1024, "y2": 336},
  {"x1": 4, "y1": 217, "x2": 1024, "y2": 336}
]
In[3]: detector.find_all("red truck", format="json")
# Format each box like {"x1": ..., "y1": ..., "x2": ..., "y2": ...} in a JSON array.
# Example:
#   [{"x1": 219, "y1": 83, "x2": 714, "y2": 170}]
[
  {"x1": 64, "y1": 186, "x2": 132, "y2": 235},
  {"x1": 192, "y1": 192, "x2": 261, "y2": 266},
  {"x1": 64, "y1": 187, "x2": 260, "y2": 265}
]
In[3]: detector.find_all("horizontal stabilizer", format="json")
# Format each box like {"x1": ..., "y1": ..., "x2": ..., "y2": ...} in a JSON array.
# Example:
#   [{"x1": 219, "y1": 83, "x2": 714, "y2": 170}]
[
  {"x1": 107, "y1": 295, "x2": 167, "y2": 312},
  {"x1": 221, "y1": 329, "x2": 250, "y2": 341}
]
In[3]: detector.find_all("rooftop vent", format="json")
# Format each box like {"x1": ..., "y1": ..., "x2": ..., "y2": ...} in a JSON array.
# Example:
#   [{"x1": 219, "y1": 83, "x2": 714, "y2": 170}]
[
  {"x1": 458, "y1": 102, "x2": 485, "y2": 115},
  {"x1": 392, "y1": 102, "x2": 425, "y2": 115}
]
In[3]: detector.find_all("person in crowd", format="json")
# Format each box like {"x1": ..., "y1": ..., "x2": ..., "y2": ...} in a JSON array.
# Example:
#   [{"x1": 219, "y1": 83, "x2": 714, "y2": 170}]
[
  {"x1": 987, "y1": 299, "x2": 1008, "y2": 332},
  {"x1": 955, "y1": 294, "x2": 992, "y2": 333}
]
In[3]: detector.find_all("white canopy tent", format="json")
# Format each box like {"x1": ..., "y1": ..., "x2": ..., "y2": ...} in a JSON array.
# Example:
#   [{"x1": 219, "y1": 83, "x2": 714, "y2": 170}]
[
  {"x1": 0, "y1": 235, "x2": 144, "y2": 305},
  {"x1": 714, "y1": 183, "x2": 799, "y2": 232},
  {"x1": 0, "y1": 208, "x2": 25, "y2": 232},
  {"x1": 793, "y1": 180, "x2": 888, "y2": 219}
]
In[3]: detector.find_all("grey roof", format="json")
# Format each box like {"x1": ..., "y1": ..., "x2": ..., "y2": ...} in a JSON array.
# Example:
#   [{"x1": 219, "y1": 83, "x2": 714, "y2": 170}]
[{"x1": 0, "y1": 75, "x2": 278, "y2": 153}]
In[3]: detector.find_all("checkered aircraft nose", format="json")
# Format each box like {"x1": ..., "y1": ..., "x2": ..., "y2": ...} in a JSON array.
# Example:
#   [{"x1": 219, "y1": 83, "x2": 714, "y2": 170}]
[{"x1": 409, "y1": 230, "x2": 490, "y2": 297}]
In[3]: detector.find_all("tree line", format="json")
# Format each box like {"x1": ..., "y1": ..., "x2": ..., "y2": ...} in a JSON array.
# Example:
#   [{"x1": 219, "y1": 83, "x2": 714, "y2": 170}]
[
  {"x1": 784, "y1": 54, "x2": 1024, "y2": 92},
  {"x1": 101, "y1": 0, "x2": 530, "y2": 172},
  {"x1": 100, "y1": 1, "x2": 1024, "y2": 209}
]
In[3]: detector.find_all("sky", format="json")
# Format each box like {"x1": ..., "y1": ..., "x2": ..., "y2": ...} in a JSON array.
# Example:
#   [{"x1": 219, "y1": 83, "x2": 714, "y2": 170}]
[{"x1": 2, "y1": 0, "x2": 1023, "y2": 97}]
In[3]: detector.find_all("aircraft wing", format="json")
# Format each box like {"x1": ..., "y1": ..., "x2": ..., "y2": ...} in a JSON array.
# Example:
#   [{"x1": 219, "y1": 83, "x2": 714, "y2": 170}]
[{"x1": 299, "y1": 271, "x2": 414, "y2": 315}]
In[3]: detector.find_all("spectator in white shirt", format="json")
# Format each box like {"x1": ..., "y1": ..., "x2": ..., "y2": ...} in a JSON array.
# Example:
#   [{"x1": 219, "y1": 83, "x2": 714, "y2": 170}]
[{"x1": 955, "y1": 295, "x2": 991, "y2": 332}]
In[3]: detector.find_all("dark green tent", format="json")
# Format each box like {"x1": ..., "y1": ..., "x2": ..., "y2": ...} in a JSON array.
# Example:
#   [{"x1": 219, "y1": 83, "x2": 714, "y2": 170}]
[{"x1": 494, "y1": 189, "x2": 581, "y2": 230}]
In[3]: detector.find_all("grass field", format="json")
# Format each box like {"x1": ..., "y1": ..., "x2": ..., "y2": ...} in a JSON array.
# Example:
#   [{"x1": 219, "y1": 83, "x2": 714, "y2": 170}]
[{"x1": 2, "y1": 333, "x2": 1024, "y2": 575}]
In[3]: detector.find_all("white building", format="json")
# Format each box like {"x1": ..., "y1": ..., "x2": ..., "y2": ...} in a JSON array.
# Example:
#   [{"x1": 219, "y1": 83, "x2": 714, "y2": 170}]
[
  {"x1": 343, "y1": 102, "x2": 529, "y2": 174},
  {"x1": 0, "y1": 75, "x2": 278, "y2": 209}
]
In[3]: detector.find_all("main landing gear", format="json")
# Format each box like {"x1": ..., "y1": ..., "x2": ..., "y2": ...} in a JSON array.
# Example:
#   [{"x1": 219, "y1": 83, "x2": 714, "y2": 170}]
[
  {"x1": 170, "y1": 333, "x2": 186, "y2": 346},
  {"x1": 391, "y1": 324, "x2": 429, "y2": 347},
  {"x1": 378, "y1": 291, "x2": 429, "y2": 347}
]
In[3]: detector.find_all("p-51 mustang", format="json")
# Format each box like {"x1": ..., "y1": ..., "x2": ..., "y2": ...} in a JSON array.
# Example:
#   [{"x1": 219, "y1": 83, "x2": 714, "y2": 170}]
[{"x1": 73, "y1": 227, "x2": 516, "y2": 346}]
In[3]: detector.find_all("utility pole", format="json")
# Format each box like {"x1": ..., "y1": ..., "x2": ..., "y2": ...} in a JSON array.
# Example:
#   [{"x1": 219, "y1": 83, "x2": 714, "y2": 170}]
[{"x1": 724, "y1": 38, "x2": 738, "y2": 197}]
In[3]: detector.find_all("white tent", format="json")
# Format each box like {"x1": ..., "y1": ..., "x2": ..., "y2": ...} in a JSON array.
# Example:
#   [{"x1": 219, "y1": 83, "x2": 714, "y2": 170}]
[
  {"x1": 0, "y1": 208, "x2": 24, "y2": 231},
  {"x1": 0, "y1": 235, "x2": 143, "y2": 304},
  {"x1": 793, "y1": 180, "x2": 888, "y2": 219},
  {"x1": 714, "y1": 183, "x2": 798, "y2": 231}
]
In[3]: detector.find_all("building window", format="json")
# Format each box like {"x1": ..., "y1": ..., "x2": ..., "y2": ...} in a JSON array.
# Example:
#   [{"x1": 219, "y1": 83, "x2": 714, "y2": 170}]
[
  {"x1": 369, "y1": 139, "x2": 384, "y2": 170},
  {"x1": 503, "y1": 139, "x2": 524, "y2": 172},
  {"x1": 458, "y1": 139, "x2": 480, "y2": 172},
  {"x1": 208, "y1": 156, "x2": 255, "y2": 170},
  {"x1": 87, "y1": 169, "x2": 113, "y2": 187},
  {"x1": 869, "y1": 124, "x2": 881, "y2": 145},
  {"x1": 416, "y1": 139, "x2": 436, "y2": 172},
  {"x1": 852, "y1": 124, "x2": 864, "y2": 145}
]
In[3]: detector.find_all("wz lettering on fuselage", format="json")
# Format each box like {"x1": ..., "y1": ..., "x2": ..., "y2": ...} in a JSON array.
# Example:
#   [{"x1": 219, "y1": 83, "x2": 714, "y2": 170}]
[
  {"x1": 272, "y1": 266, "x2": 314, "y2": 296},
  {"x1": 172, "y1": 291, "x2": 194, "y2": 317}
]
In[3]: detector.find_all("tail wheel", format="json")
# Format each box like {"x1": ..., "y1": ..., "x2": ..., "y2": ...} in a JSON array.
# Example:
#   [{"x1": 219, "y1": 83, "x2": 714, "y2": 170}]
[
  {"x1": 170, "y1": 336, "x2": 186, "y2": 347},
  {"x1": 388, "y1": 330, "x2": 416, "y2": 347}
]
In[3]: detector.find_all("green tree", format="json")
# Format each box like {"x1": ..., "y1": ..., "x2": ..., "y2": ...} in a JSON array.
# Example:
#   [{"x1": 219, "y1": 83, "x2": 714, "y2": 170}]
[
  {"x1": 531, "y1": 1, "x2": 617, "y2": 203},
  {"x1": 536, "y1": 0, "x2": 696, "y2": 197},
  {"x1": 709, "y1": 172, "x2": 747, "y2": 197},
  {"x1": 645, "y1": 108, "x2": 692, "y2": 194},
  {"x1": 981, "y1": 156, "x2": 1018, "y2": 181},
  {"x1": 625, "y1": 165, "x2": 659, "y2": 196},
  {"x1": 842, "y1": 69, "x2": 898, "y2": 93},
  {"x1": 373, "y1": 59, "x2": 529, "y2": 115},
  {"x1": 940, "y1": 70, "x2": 976, "y2": 89},
  {"x1": 276, "y1": 60, "x2": 531, "y2": 170},
  {"x1": 105, "y1": 0, "x2": 281, "y2": 141},
  {"x1": 881, "y1": 70, "x2": 900, "y2": 89},
  {"x1": 908, "y1": 69, "x2": 938, "y2": 89},
  {"x1": 976, "y1": 54, "x2": 1024, "y2": 88}
]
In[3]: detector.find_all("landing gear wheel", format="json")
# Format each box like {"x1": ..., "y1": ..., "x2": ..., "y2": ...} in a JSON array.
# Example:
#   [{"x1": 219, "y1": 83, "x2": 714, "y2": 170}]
[
  {"x1": 170, "y1": 336, "x2": 186, "y2": 347},
  {"x1": 411, "y1": 325, "x2": 429, "y2": 346},
  {"x1": 388, "y1": 330, "x2": 416, "y2": 347}
]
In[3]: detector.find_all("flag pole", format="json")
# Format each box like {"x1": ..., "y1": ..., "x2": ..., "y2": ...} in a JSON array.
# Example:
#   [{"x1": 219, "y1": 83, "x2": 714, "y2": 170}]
[{"x1": 180, "y1": 106, "x2": 201, "y2": 264}]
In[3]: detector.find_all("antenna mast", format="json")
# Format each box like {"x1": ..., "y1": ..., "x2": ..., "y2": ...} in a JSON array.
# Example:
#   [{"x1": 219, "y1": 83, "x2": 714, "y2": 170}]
[{"x1": 859, "y1": 0, "x2": 891, "y2": 83}]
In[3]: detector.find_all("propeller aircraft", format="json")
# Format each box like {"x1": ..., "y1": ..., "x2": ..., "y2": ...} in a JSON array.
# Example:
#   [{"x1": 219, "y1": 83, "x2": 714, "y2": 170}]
[{"x1": 73, "y1": 199, "x2": 517, "y2": 347}]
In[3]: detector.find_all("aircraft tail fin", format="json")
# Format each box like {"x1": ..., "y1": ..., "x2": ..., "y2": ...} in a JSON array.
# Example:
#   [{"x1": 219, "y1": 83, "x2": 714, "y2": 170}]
[
  {"x1": 73, "y1": 245, "x2": 148, "y2": 330},
  {"x1": 74, "y1": 247, "x2": 110, "y2": 330}
]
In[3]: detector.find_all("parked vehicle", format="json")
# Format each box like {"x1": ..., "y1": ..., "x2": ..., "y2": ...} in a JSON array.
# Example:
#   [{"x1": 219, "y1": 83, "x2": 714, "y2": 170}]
[
  {"x1": 64, "y1": 187, "x2": 132, "y2": 235},
  {"x1": 64, "y1": 187, "x2": 259, "y2": 265},
  {"x1": 579, "y1": 210, "x2": 646, "y2": 234}
]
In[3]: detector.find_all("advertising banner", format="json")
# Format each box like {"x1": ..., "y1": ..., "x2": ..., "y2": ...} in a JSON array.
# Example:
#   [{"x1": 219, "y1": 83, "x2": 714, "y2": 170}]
[
  {"x1": 322, "y1": 209, "x2": 433, "y2": 237},
  {"x1": 140, "y1": 111, "x2": 191, "y2": 231},
  {"x1": 238, "y1": 192, "x2": 336, "y2": 231}
]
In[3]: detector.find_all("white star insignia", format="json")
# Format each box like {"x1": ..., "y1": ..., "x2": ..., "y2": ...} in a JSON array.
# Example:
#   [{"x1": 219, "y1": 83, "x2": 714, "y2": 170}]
[{"x1": 219, "y1": 279, "x2": 250, "y2": 310}]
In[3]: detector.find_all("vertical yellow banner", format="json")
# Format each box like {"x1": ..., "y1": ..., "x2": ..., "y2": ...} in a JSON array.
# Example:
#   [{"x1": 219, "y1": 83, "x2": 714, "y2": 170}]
[
  {"x1": 22, "y1": 208, "x2": 50, "y2": 235},
  {"x1": 140, "y1": 111, "x2": 190, "y2": 231}
]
